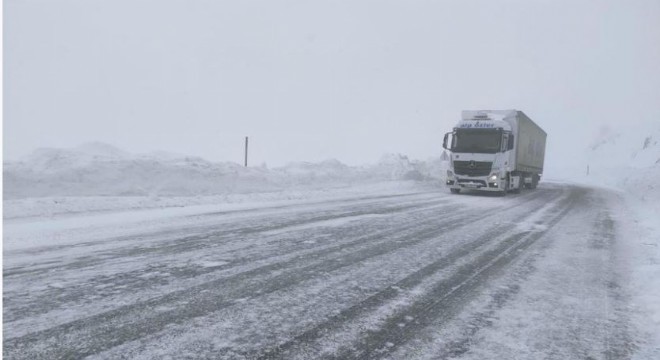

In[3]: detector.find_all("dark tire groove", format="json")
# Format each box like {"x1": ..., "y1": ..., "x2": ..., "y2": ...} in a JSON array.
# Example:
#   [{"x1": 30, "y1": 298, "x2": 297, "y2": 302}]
[
  {"x1": 251, "y1": 190, "x2": 571, "y2": 359},
  {"x1": 327, "y1": 189, "x2": 578, "y2": 359},
  {"x1": 3, "y1": 188, "x2": 558, "y2": 359},
  {"x1": 3, "y1": 200, "x2": 486, "y2": 358},
  {"x1": 3, "y1": 200, "x2": 460, "y2": 324},
  {"x1": 3, "y1": 196, "x2": 447, "y2": 278}
]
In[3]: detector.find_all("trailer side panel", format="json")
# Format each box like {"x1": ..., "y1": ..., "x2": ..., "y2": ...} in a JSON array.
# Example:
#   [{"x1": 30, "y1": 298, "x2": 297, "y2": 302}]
[{"x1": 515, "y1": 111, "x2": 546, "y2": 174}]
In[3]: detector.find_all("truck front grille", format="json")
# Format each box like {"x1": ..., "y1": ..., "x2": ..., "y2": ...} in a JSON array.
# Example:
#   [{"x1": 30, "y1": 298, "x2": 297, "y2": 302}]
[{"x1": 453, "y1": 160, "x2": 492, "y2": 177}]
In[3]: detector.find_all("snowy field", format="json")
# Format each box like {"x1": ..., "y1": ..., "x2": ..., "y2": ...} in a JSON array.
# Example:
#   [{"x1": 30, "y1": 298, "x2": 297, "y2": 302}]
[{"x1": 3, "y1": 141, "x2": 660, "y2": 359}]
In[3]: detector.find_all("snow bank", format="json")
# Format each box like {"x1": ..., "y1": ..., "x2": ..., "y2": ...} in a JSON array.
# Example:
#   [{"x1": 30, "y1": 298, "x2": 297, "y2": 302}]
[
  {"x1": 3, "y1": 181, "x2": 433, "y2": 220},
  {"x1": 2, "y1": 143, "x2": 449, "y2": 218},
  {"x1": 564, "y1": 122, "x2": 660, "y2": 209},
  {"x1": 3, "y1": 143, "x2": 448, "y2": 200},
  {"x1": 570, "y1": 122, "x2": 660, "y2": 356},
  {"x1": 3, "y1": 143, "x2": 277, "y2": 198}
]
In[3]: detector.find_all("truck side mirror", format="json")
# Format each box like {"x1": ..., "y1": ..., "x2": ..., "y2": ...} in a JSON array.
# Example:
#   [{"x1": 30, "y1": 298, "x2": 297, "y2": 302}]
[
  {"x1": 508, "y1": 134, "x2": 514, "y2": 150},
  {"x1": 443, "y1": 133, "x2": 449, "y2": 150}
]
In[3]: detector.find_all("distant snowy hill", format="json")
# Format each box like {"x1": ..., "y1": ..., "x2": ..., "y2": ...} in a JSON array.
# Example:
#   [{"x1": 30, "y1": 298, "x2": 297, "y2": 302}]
[
  {"x1": 588, "y1": 123, "x2": 660, "y2": 169},
  {"x1": 3, "y1": 143, "x2": 448, "y2": 199},
  {"x1": 582, "y1": 122, "x2": 660, "y2": 202}
]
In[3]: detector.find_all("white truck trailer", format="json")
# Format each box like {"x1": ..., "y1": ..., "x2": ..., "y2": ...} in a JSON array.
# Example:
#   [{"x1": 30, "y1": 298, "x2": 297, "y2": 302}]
[{"x1": 443, "y1": 110, "x2": 546, "y2": 195}]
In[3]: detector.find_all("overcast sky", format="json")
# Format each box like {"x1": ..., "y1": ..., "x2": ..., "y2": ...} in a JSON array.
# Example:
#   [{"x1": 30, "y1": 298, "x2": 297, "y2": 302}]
[{"x1": 5, "y1": 0, "x2": 660, "y2": 173}]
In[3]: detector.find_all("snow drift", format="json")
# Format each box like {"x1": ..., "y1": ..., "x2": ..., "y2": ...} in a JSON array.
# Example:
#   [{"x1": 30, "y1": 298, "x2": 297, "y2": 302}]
[
  {"x1": 3, "y1": 143, "x2": 448, "y2": 199},
  {"x1": 581, "y1": 122, "x2": 660, "y2": 204}
]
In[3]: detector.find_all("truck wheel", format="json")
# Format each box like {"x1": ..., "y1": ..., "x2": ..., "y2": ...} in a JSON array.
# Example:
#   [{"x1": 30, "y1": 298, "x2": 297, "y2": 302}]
[
  {"x1": 450, "y1": 188, "x2": 461, "y2": 194},
  {"x1": 530, "y1": 174, "x2": 539, "y2": 189},
  {"x1": 500, "y1": 181, "x2": 508, "y2": 196}
]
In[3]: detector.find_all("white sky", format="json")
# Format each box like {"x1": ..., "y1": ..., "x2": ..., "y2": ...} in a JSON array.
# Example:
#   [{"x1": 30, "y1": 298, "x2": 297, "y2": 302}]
[{"x1": 4, "y1": 0, "x2": 660, "y2": 173}]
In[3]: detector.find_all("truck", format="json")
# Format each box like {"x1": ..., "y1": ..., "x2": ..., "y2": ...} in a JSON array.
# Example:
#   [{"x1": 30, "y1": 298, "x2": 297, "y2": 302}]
[{"x1": 442, "y1": 110, "x2": 546, "y2": 195}]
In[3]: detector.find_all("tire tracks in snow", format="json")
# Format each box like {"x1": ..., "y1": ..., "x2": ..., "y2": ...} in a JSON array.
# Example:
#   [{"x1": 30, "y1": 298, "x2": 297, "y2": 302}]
[
  {"x1": 418, "y1": 187, "x2": 588, "y2": 360},
  {"x1": 592, "y1": 200, "x2": 637, "y2": 360},
  {"x1": 319, "y1": 187, "x2": 578, "y2": 359},
  {"x1": 3, "y1": 188, "x2": 556, "y2": 359},
  {"x1": 379, "y1": 187, "x2": 635, "y2": 360},
  {"x1": 5, "y1": 187, "x2": 552, "y2": 358},
  {"x1": 3, "y1": 193, "x2": 442, "y2": 277},
  {"x1": 3, "y1": 196, "x2": 456, "y2": 327},
  {"x1": 3, "y1": 195, "x2": 453, "y2": 330},
  {"x1": 248, "y1": 188, "x2": 571, "y2": 359}
]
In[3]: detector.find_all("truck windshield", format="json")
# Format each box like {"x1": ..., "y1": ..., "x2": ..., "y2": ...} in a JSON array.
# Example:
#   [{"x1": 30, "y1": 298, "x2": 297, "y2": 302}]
[{"x1": 452, "y1": 129, "x2": 502, "y2": 154}]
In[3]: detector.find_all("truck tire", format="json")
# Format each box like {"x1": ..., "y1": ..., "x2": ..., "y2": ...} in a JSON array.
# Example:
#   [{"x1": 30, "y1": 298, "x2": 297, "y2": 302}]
[
  {"x1": 450, "y1": 188, "x2": 461, "y2": 194},
  {"x1": 530, "y1": 174, "x2": 540, "y2": 189}
]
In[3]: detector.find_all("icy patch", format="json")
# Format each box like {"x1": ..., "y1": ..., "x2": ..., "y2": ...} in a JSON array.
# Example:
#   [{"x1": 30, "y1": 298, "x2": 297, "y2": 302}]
[
  {"x1": 515, "y1": 221, "x2": 549, "y2": 233},
  {"x1": 197, "y1": 260, "x2": 229, "y2": 268},
  {"x1": 262, "y1": 213, "x2": 389, "y2": 236}
]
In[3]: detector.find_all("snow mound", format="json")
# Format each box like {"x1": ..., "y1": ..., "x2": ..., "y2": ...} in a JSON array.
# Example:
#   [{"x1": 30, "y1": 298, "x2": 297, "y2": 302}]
[
  {"x1": 3, "y1": 144, "x2": 449, "y2": 199},
  {"x1": 276, "y1": 159, "x2": 354, "y2": 180},
  {"x1": 372, "y1": 154, "x2": 424, "y2": 181},
  {"x1": 587, "y1": 123, "x2": 660, "y2": 171},
  {"x1": 580, "y1": 122, "x2": 660, "y2": 203},
  {"x1": 368, "y1": 153, "x2": 449, "y2": 181}
]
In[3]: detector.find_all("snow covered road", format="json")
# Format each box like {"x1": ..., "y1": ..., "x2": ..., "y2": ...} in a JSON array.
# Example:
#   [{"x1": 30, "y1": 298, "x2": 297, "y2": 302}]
[{"x1": 3, "y1": 183, "x2": 640, "y2": 359}]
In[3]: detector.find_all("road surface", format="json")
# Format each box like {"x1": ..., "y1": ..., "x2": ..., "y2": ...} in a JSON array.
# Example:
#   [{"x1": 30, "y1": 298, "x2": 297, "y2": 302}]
[{"x1": 3, "y1": 183, "x2": 638, "y2": 359}]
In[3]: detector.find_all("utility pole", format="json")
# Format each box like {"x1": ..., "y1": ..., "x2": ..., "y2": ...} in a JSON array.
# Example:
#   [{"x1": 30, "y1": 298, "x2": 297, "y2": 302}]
[{"x1": 244, "y1": 136, "x2": 249, "y2": 167}]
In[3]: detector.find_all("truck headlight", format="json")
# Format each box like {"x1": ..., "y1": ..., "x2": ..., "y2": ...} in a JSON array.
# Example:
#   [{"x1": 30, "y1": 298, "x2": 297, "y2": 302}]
[{"x1": 489, "y1": 174, "x2": 498, "y2": 181}]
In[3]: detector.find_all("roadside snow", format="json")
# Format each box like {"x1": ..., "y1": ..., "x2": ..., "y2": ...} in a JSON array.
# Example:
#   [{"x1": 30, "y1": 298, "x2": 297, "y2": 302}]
[
  {"x1": 3, "y1": 181, "x2": 430, "y2": 252},
  {"x1": 3, "y1": 181, "x2": 427, "y2": 220},
  {"x1": 551, "y1": 123, "x2": 660, "y2": 358},
  {"x1": 2, "y1": 143, "x2": 451, "y2": 223},
  {"x1": 620, "y1": 193, "x2": 660, "y2": 359},
  {"x1": 2, "y1": 143, "x2": 448, "y2": 201}
]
